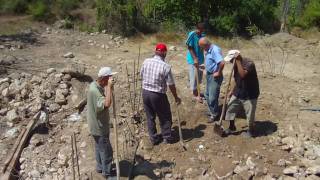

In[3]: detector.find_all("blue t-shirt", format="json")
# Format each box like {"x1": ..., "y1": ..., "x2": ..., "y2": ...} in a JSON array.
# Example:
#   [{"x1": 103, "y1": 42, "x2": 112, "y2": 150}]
[
  {"x1": 186, "y1": 31, "x2": 205, "y2": 65},
  {"x1": 205, "y1": 44, "x2": 223, "y2": 73}
]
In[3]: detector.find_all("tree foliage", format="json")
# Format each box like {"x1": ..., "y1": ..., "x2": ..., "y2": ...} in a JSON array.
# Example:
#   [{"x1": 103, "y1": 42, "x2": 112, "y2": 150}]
[{"x1": 0, "y1": 0, "x2": 319, "y2": 35}]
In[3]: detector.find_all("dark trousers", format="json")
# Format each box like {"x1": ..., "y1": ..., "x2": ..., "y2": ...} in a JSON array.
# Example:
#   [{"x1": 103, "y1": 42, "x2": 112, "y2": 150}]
[
  {"x1": 93, "y1": 135, "x2": 113, "y2": 176},
  {"x1": 142, "y1": 89, "x2": 172, "y2": 142}
]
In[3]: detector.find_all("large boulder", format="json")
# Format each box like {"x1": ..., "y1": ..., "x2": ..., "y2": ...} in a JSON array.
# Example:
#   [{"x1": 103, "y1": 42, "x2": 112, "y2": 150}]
[
  {"x1": 49, "y1": 103, "x2": 61, "y2": 113},
  {"x1": 30, "y1": 76, "x2": 42, "y2": 85},
  {"x1": 61, "y1": 64, "x2": 86, "y2": 78},
  {"x1": 55, "y1": 90, "x2": 67, "y2": 105},
  {"x1": 63, "y1": 52, "x2": 74, "y2": 58}
]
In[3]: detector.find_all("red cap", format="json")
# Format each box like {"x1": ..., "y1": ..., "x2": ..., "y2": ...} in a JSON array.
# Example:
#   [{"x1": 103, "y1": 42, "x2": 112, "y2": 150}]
[{"x1": 155, "y1": 43, "x2": 167, "y2": 52}]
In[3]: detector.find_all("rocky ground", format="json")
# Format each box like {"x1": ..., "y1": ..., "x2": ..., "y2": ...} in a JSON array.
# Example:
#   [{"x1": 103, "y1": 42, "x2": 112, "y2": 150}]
[{"x1": 0, "y1": 19, "x2": 320, "y2": 180}]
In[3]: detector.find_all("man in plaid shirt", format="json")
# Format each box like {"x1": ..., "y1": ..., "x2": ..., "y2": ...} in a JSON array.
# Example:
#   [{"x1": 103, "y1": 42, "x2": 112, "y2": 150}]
[{"x1": 141, "y1": 43, "x2": 181, "y2": 145}]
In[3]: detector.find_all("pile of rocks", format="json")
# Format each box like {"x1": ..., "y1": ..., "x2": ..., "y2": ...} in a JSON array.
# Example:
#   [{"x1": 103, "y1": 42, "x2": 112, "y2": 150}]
[
  {"x1": 269, "y1": 130, "x2": 320, "y2": 179},
  {"x1": 0, "y1": 66, "x2": 86, "y2": 135},
  {"x1": 19, "y1": 134, "x2": 79, "y2": 180}
]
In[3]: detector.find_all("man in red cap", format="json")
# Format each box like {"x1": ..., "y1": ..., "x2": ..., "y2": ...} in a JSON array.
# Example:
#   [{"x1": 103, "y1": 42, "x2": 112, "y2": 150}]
[{"x1": 140, "y1": 43, "x2": 181, "y2": 145}]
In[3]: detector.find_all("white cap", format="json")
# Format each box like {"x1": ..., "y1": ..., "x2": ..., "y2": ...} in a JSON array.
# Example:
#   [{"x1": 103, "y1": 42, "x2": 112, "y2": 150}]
[
  {"x1": 98, "y1": 67, "x2": 118, "y2": 77},
  {"x1": 224, "y1": 50, "x2": 240, "y2": 62}
]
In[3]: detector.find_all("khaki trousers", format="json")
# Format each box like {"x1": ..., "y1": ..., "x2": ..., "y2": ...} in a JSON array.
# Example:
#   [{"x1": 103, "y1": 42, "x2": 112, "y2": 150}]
[{"x1": 225, "y1": 95, "x2": 257, "y2": 129}]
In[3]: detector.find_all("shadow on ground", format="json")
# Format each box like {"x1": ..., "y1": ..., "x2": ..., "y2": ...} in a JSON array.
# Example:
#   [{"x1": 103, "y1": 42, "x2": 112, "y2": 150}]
[
  {"x1": 119, "y1": 156, "x2": 174, "y2": 179},
  {"x1": 254, "y1": 120, "x2": 278, "y2": 136},
  {"x1": 172, "y1": 123, "x2": 206, "y2": 142},
  {"x1": 231, "y1": 120, "x2": 278, "y2": 137},
  {"x1": 0, "y1": 32, "x2": 41, "y2": 46}
]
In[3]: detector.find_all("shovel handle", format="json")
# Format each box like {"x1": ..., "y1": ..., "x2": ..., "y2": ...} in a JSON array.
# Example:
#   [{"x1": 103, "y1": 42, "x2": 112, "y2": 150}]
[
  {"x1": 195, "y1": 67, "x2": 201, "y2": 97},
  {"x1": 218, "y1": 60, "x2": 236, "y2": 125},
  {"x1": 111, "y1": 89, "x2": 120, "y2": 180}
]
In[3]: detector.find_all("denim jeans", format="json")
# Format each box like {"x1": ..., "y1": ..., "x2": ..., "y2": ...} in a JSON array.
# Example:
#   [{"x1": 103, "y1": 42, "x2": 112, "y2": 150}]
[
  {"x1": 93, "y1": 135, "x2": 113, "y2": 176},
  {"x1": 205, "y1": 74, "x2": 223, "y2": 117},
  {"x1": 188, "y1": 64, "x2": 203, "y2": 91}
]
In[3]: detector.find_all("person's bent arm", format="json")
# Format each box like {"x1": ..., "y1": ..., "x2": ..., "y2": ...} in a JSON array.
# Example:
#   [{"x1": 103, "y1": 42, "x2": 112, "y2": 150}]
[
  {"x1": 188, "y1": 46, "x2": 199, "y2": 67},
  {"x1": 214, "y1": 61, "x2": 225, "y2": 77},
  {"x1": 228, "y1": 79, "x2": 235, "y2": 97},
  {"x1": 104, "y1": 79, "x2": 113, "y2": 108},
  {"x1": 235, "y1": 58, "x2": 248, "y2": 79}
]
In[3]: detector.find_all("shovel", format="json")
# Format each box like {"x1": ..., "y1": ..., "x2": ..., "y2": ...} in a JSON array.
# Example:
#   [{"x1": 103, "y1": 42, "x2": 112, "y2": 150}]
[
  {"x1": 214, "y1": 60, "x2": 236, "y2": 136},
  {"x1": 195, "y1": 67, "x2": 202, "y2": 102},
  {"x1": 111, "y1": 89, "x2": 120, "y2": 180},
  {"x1": 176, "y1": 103, "x2": 187, "y2": 151}
]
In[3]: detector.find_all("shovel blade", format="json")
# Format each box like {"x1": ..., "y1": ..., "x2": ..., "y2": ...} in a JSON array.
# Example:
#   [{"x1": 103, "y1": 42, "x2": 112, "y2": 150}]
[{"x1": 213, "y1": 123, "x2": 225, "y2": 137}]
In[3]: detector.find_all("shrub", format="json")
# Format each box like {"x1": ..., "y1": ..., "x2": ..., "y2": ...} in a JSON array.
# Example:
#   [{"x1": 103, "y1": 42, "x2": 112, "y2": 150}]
[
  {"x1": 300, "y1": 0, "x2": 320, "y2": 28},
  {"x1": 210, "y1": 15, "x2": 237, "y2": 36},
  {"x1": 55, "y1": 0, "x2": 79, "y2": 18},
  {"x1": 0, "y1": 0, "x2": 30, "y2": 14},
  {"x1": 159, "y1": 20, "x2": 187, "y2": 33},
  {"x1": 28, "y1": 0, "x2": 50, "y2": 21}
]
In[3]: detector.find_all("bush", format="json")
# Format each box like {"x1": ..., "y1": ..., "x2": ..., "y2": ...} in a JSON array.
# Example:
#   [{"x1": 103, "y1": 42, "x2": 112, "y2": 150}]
[
  {"x1": 0, "y1": 0, "x2": 30, "y2": 14},
  {"x1": 28, "y1": 0, "x2": 51, "y2": 21},
  {"x1": 300, "y1": 0, "x2": 320, "y2": 28},
  {"x1": 78, "y1": 22, "x2": 96, "y2": 32},
  {"x1": 159, "y1": 20, "x2": 187, "y2": 33},
  {"x1": 55, "y1": 0, "x2": 79, "y2": 18},
  {"x1": 210, "y1": 15, "x2": 237, "y2": 36}
]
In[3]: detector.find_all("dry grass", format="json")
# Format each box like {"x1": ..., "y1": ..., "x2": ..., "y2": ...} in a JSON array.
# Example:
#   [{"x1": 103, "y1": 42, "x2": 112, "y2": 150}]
[
  {"x1": 291, "y1": 27, "x2": 320, "y2": 40},
  {"x1": 0, "y1": 15, "x2": 39, "y2": 35}
]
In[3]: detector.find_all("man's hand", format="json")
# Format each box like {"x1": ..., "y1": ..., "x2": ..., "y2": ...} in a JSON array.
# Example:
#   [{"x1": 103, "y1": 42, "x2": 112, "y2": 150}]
[
  {"x1": 107, "y1": 78, "x2": 115, "y2": 88},
  {"x1": 213, "y1": 72, "x2": 221, "y2": 78},
  {"x1": 193, "y1": 58, "x2": 199, "y2": 68},
  {"x1": 199, "y1": 64, "x2": 205, "y2": 71},
  {"x1": 175, "y1": 96, "x2": 182, "y2": 105}
]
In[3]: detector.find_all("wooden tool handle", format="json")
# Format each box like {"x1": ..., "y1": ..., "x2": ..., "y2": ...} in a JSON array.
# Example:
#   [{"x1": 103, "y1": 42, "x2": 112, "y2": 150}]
[
  {"x1": 112, "y1": 89, "x2": 120, "y2": 180},
  {"x1": 195, "y1": 67, "x2": 201, "y2": 97},
  {"x1": 218, "y1": 60, "x2": 236, "y2": 125}
]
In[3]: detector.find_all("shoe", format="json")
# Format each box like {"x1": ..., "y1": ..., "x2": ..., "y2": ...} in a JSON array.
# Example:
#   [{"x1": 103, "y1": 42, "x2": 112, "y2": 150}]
[
  {"x1": 151, "y1": 138, "x2": 162, "y2": 145},
  {"x1": 224, "y1": 126, "x2": 236, "y2": 135},
  {"x1": 193, "y1": 96, "x2": 204, "y2": 103},
  {"x1": 208, "y1": 115, "x2": 218, "y2": 123},
  {"x1": 163, "y1": 138, "x2": 174, "y2": 144},
  {"x1": 96, "y1": 169, "x2": 102, "y2": 174},
  {"x1": 242, "y1": 130, "x2": 254, "y2": 138},
  {"x1": 103, "y1": 169, "x2": 117, "y2": 179}
]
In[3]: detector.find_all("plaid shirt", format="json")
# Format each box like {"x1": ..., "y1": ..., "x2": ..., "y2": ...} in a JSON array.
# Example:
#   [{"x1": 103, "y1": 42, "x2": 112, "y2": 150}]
[{"x1": 140, "y1": 55, "x2": 175, "y2": 94}]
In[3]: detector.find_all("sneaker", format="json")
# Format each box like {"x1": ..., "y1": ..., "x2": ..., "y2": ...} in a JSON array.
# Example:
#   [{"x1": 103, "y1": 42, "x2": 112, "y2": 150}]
[
  {"x1": 96, "y1": 169, "x2": 102, "y2": 174},
  {"x1": 208, "y1": 115, "x2": 218, "y2": 123},
  {"x1": 151, "y1": 138, "x2": 162, "y2": 145},
  {"x1": 163, "y1": 138, "x2": 174, "y2": 144},
  {"x1": 208, "y1": 116, "x2": 215, "y2": 123},
  {"x1": 224, "y1": 126, "x2": 237, "y2": 135},
  {"x1": 242, "y1": 131, "x2": 254, "y2": 138}
]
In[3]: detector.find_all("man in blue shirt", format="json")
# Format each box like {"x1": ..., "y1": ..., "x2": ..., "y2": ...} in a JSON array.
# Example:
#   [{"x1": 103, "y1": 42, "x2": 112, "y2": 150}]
[
  {"x1": 186, "y1": 23, "x2": 205, "y2": 102},
  {"x1": 199, "y1": 37, "x2": 225, "y2": 123}
]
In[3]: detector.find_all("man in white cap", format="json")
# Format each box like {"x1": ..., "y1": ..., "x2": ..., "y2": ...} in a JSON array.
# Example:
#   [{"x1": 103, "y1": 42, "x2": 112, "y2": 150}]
[
  {"x1": 87, "y1": 67, "x2": 117, "y2": 178},
  {"x1": 224, "y1": 50, "x2": 260, "y2": 137}
]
